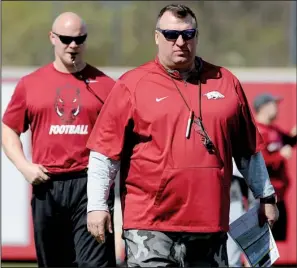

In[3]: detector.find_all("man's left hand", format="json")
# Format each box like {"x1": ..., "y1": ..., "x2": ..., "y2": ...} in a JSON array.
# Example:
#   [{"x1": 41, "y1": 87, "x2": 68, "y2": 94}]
[{"x1": 258, "y1": 203, "x2": 279, "y2": 228}]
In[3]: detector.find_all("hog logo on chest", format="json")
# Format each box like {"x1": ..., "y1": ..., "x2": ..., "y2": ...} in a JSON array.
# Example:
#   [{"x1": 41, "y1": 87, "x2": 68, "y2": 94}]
[{"x1": 55, "y1": 85, "x2": 81, "y2": 124}]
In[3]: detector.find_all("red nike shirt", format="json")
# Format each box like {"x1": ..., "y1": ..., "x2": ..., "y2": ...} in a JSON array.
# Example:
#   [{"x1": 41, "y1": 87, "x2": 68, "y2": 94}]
[
  {"x1": 3, "y1": 63, "x2": 115, "y2": 174},
  {"x1": 87, "y1": 57, "x2": 264, "y2": 232}
]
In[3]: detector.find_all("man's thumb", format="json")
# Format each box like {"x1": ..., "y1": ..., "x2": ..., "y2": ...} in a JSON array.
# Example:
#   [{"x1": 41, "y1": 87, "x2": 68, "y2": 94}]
[{"x1": 268, "y1": 220, "x2": 274, "y2": 228}]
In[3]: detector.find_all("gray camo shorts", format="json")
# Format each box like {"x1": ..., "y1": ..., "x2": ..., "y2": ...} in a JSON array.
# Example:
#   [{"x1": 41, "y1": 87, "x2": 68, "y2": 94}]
[{"x1": 123, "y1": 229, "x2": 229, "y2": 267}]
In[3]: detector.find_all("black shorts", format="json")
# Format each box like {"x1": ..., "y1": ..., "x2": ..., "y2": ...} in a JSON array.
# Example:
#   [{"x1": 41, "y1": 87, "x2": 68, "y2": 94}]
[{"x1": 31, "y1": 170, "x2": 116, "y2": 267}]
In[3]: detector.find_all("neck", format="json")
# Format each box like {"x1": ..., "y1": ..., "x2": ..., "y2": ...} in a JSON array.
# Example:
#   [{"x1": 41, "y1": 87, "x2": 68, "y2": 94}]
[
  {"x1": 176, "y1": 64, "x2": 195, "y2": 73},
  {"x1": 256, "y1": 114, "x2": 272, "y2": 125},
  {"x1": 53, "y1": 58, "x2": 86, "y2": 74},
  {"x1": 179, "y1": 67, "x2": 195, "y2": 80}
]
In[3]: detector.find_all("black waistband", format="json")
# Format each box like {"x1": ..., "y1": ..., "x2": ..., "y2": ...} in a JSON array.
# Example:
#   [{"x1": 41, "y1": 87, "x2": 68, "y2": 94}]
[{"x1": 46, "y1": 168, "x2": 88, "y2": 181}]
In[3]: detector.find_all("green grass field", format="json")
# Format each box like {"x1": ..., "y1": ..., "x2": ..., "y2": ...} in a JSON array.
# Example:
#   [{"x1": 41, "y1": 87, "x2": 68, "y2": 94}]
[{"x1": 1, "y1": 262, "x2": 37, "y2": 267}]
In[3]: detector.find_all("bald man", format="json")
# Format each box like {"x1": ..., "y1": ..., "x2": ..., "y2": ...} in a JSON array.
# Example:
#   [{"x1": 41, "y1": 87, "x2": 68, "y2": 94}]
[{"x1": 2, "y1": 12, "x2": 116, "y2": 267}]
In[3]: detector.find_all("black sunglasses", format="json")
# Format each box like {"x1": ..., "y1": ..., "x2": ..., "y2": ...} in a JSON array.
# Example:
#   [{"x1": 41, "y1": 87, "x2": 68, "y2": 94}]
[
  {"x1": 53, "y1": 32, "x2": 87, "y2": 45},
  {"x1": 156, "y1": 28, "x2": 197, "y2": 41}
]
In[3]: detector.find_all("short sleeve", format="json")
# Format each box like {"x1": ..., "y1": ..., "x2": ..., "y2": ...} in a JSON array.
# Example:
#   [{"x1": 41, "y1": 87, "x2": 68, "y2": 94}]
[
  {"x1": 92, "y1": 75, "x2": 116, "y2": 102},
  {"x1": 86, "y1": 80, "x2": 134, "y2": 161},
  {"x1": 2, "y1": 78, "x2": 29, "y2": 134},
  {"x1": 232, "y1": 79, "x2": 264, "y2": 157}
]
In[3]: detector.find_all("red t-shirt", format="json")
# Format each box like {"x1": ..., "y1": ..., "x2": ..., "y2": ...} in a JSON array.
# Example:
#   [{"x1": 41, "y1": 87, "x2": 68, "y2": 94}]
[
  {"x1": 3, "y1": 63, "x2": 115, "y2": 174},
  {"x1": 256, "y1": 122, "x2": 291, "y2": 201},
  {"x1": 87, "y1": 57, "x2": 263, "y2": 232}
]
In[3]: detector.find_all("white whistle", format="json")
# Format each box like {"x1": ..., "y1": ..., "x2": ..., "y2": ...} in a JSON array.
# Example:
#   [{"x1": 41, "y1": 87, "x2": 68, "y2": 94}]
[{"x1": 186, "y1": 110, "x2": 194, "y2": 139}]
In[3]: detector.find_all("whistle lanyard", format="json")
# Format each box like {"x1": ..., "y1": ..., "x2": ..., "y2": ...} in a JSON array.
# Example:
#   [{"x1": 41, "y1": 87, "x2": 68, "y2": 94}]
[
  {"x1": 72, "y1": 61, "x2": 104, "y2": 105},
  {"x1": 170, "y1": 75, "x2": 224, "y2": 167},
  {"x1": 170, "y1": 76, "x2": 203, "y2": 139}
]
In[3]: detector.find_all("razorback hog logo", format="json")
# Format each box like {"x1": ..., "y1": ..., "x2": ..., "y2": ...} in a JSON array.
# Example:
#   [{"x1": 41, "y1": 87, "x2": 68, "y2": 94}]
[{"x1": 55, "y1": 86, "x2": 81, "y2": 124}]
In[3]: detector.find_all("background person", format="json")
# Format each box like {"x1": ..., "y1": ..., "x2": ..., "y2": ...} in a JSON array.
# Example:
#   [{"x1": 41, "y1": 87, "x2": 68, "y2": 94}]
[{"x1": 253, "y1": 93, "x2": 297, "y2": 241}]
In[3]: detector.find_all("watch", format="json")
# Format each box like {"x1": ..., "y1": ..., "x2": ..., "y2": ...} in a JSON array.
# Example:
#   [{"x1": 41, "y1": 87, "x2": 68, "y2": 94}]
[{"x1": 260, "y1": 194, "x2": 277, "y2": 204}]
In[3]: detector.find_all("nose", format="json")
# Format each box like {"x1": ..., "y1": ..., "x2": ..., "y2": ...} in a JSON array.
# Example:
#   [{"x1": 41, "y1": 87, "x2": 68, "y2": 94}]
[
  {"x1": 69, "y1": 40, "x2": 78, "y2": 48},
  {"x1": 175, "y1": 34, "x2": 186, "y2": 46}
]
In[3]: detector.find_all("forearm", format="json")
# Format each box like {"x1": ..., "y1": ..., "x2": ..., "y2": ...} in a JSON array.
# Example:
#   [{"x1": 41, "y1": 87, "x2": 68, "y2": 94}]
[
  {"x1": 87, "y1": 151, "x2": 120, "y2": 213},
  {"x1": 234, "y1": 152, "x2": 275, "y2": 199},
  {"x1": 2, "y1": 124, "x2": 28, "y2": 171}
]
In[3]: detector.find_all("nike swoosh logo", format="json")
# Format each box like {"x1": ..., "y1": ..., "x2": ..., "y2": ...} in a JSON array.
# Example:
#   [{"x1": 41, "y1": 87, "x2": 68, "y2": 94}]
[{"x1": 156, "y1": 96, "x2": 168, "y2": 102}]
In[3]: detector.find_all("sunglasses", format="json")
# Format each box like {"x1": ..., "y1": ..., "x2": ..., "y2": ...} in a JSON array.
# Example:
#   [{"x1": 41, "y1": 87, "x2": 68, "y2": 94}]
[
  {"x1": 156, "y1": 28, "x2": 197, "y2": 41},
  {"x1": 53, "y1": 32, "x2": 87, "y2": 45}
]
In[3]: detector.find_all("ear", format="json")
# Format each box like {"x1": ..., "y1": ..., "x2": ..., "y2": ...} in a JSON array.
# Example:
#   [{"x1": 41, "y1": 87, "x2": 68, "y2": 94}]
[
  {"x1": 155, "y1": 30, "x2": 159, "y2": 45},
  {"x1": 49, "y1": 31, "x2": 55, "y2": 46}
]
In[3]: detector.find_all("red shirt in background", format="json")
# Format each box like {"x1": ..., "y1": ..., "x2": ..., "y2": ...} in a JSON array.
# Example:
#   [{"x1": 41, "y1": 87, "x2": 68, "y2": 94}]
[
  {"x1": 256, "y1": 122, "x2": 296, "y2": 201},
  {"x1": 2, "y1": 63, "x2": 115, "y2": 174},
  {"x1": 87, "y1": 57, "x2": 264, "y2": 233}
]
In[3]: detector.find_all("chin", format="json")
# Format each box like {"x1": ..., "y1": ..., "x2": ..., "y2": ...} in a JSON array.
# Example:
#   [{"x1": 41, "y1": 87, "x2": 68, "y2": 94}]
[
  {"x1": 174, "y1": 54, "x2": 187, "y2": 60},
  {"x1": 63, "y1": 59, "x2": 76, "y2": 67},
  {"x1": 172, "y1": 57, "x2": 191, "y2": 67},
  {"x1": 174, "y1": 54, "x2": 193, "y2": 63}
]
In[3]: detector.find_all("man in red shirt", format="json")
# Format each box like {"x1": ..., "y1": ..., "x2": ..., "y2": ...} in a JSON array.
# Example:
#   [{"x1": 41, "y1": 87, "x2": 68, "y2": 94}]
[
  {"x1": 2, "y1": 12, "x2": 116, "y2": 267},
  {"x1": 253, "y1": 93, "x2": 297, "y2": 241},
  {"x1": 86, "y1": 4, "x2": 279, "y2": 267}
]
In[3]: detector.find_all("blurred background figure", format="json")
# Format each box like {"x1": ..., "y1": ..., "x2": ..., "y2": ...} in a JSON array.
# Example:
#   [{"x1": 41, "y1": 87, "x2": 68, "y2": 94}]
[
  {"x1": 253, "y1": 93, "x2": 297, "y2": 241},
  {"x1": 227, "y1": 159, "x2": 247, "y2": 267},
  {"x1": 227, "y1": 159, "x2": 255, "y2": 267}
]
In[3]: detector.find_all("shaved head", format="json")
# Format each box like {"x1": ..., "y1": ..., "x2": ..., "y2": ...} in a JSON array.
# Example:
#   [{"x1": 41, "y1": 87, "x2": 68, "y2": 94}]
[
  {"x1": 52, "y1": 12, "x2": 87, "y2": 36},
  {"x1": 50, "y1": 12, "x2": 88, "y2": 73}
]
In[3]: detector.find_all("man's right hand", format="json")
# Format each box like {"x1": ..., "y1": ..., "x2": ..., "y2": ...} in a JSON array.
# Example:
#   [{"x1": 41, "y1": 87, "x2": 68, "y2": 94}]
[
  {"x1": 87, "y1": 210, "x2": 112, "y2": 243},
  {"x1": 19, "y1": 162, "x2": 50, "y2": 185}
]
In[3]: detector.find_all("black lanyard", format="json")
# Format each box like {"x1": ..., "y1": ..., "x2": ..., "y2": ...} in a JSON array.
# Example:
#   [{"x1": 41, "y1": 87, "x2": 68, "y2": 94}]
[
  {"x1": 169, "y1": 73, "x2": 224, "y2": 167},
  {"x1": 72, "y1": 61, "x2": 104, "y2": 105}
]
